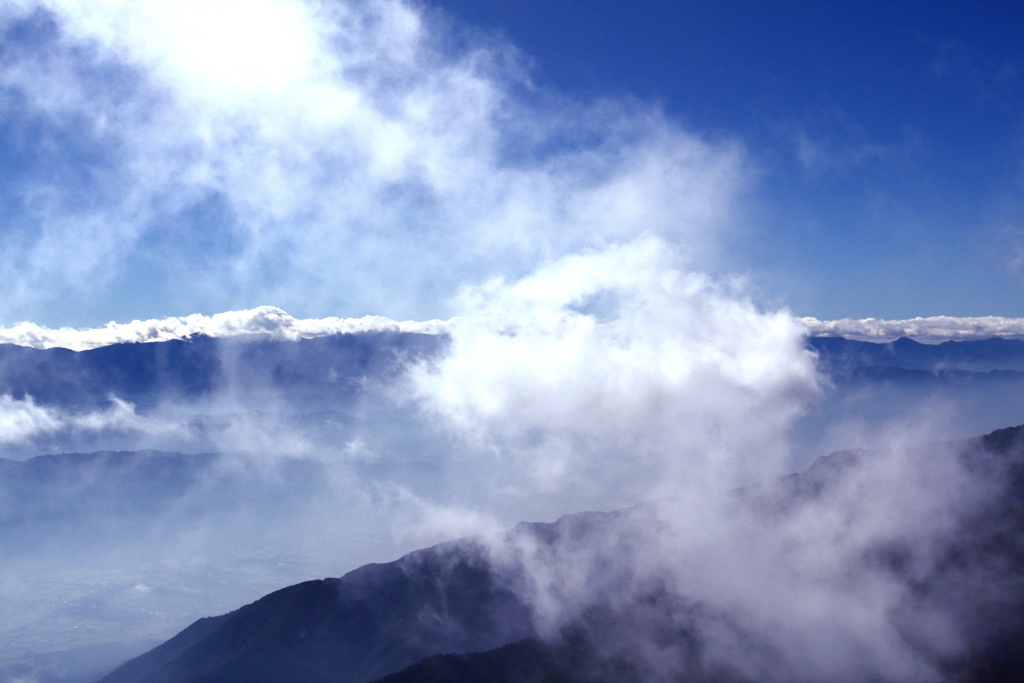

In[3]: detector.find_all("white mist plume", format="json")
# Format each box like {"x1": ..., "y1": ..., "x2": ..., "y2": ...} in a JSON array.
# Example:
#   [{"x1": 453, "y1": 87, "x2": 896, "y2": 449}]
[
  {"x1": 476, "y1": 430, "x2": 1006, "y2": 682},
  {"x1": 802, "y1": 315, "x2": 1024, "y2": 342},
  {"x1": 413, "y1": 236, "x2": 821, "y2": 515},
  {"x1": 0, "y1": 394, "x2": 58, "y2": 444},
  {"x1": 404, "y1": 242, "x2": 1015, "y2": 680}
]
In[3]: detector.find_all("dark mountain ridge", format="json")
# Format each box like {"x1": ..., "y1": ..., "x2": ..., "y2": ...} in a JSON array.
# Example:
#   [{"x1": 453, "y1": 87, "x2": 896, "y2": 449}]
[
  {"x1": 809, "y1": 335, "x2": 1024, "y2": 373},
  {"x1": 0, "y1": 333, "x2": 1019, "y2": 415},
  {"x1": 0, "y1": 331, "x2": 445, "y2": 411},
  {"x1": 98, "y1": 425, "x2": 1024, "y2": 683},
  {"x1": 97, "y1": 532, "x2": 540, "y2": 683}
]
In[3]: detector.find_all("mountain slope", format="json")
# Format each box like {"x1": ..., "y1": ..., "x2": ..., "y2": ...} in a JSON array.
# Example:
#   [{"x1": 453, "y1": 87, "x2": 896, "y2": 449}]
[
  {"x1": 808, "y1": 336, "x2": 1024, "y2": 373},
  {"x1": 378, "y1": 426, "x2": 1024, "y2": 683},
  {"x1": 98, "y1": 425, "x2": 1024, "y2": 683},
  {"x1": 0, "y1": 331, "x2": 444, "y2": 411},
  {"x1": 97, "y1": 534, "x2": 536, "y2": 683}
]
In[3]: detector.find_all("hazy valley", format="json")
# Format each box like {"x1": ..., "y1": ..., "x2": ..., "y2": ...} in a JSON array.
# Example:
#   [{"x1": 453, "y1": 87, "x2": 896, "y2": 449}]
[{"x1": 3, "y1": 328, "x2": 1024, "y2": 682}]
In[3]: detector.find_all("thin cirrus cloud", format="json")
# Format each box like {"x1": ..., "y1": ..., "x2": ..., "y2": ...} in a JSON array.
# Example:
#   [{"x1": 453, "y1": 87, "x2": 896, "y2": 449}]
[
  {"x1": 0, "y1": 393, "x2": 182, "y2": 445},
  {"x1": 0, "y1": 0, "x2": 746, "y2": 326}
]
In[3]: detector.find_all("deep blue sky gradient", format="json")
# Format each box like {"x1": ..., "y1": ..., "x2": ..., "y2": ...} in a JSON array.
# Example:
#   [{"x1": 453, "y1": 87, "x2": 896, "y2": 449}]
[
  {"x1": 430, "y1": 0, "x2": 1024, "y2": 318},
  {"x1": 0, "y1": 1, "x2": 1021, "y2": 324}
]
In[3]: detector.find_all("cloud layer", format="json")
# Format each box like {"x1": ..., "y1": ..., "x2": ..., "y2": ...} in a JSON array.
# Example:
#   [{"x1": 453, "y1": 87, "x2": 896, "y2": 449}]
[
  {"x1": 0, "y1": 305, "x2": 446, "y2": 350},
  {"x1": 0, "y1": 393, "x2": 182, "y2": 444},
  {"x1": 801, "y1": 315, "x2": 1024, "y2": 342},
  {"x1": 4, "y1": 306, "x2": 1023, "y2": 352},
  {"x1": 411, "y1": 235, "x2": 821, "y2": 521}
]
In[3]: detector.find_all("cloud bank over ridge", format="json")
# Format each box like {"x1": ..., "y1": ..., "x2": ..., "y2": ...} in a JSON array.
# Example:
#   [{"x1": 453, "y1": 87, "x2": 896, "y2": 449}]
[
  {"x1": 801, "y1": 315, "x2": 1024, "y2": 343},
  {"x1": 0, "y1": 305, "x2": 447, "y2": 350},
  {"x1": 3, "y1": 306, "x2": 1023, "y2": 352}
]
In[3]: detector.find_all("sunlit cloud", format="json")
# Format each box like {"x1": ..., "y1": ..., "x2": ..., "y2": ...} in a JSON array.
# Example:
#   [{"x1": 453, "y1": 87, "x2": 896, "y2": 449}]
[
  {"x1": 413, "y1": 236, "x2": 821, "y2": 514},
  {"x1": 0, "y1": 0, "x2": 746, "y2": 325}
]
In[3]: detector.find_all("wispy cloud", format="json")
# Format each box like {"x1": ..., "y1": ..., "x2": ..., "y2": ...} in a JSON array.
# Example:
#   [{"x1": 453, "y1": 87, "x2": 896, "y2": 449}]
[
  {"x1": 0, "y1": 0, "x2": 746, "y2": 325},
  {"x1": 930, "y1": 37, "x2": 1021, "y2": 103},
  {"x1": 489, "y1": 432, "x2": 1006, "y2": 682},
  {"x1": 0, "y1": 393, "x2": 182, "y2": 445},
  {"x1": 786, "y1": 113, "x2": 897, "y2": 176}
]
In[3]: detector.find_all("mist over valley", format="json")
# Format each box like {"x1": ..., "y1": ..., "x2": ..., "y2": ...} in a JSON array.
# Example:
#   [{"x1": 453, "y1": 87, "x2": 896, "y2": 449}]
[{"x1": 3, "y1": 322, "x2": 1024, "y2": 681}]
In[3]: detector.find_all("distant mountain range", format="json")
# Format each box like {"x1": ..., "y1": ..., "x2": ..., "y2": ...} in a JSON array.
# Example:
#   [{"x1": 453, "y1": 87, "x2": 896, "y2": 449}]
[
  {"x1": 809, "y1": 335, "x2": 1024, "y2": 375},
  {"x1": 0, "y1": 332, "x2": 1021, "y2": 414},
  {"x1": 0, "y1": 330, "x2": 446, "y2": 459},
  {"x1": 793, "y1": 336, "x2": 1024, "y2": 462},
  {"x1": 97, "y1": 425, "x2": 1024, "y2": 683},
  {"x1": 0, "y1": 331, "x2": 444, "y2": 411},
  {"x1": 0, "y1": 331, "x2": 1021, "y2": 463},
  {"x1": 5, "y1": 332, "x2": 1024, "y2": 682},
  {"x1": 0, "y1": 450, "x2": 326, "y2": 547}
]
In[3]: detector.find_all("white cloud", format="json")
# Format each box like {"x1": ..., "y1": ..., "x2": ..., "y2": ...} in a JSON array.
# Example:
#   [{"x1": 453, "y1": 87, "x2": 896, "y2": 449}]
[
  {"x1": 0, "y1": 394, "x2": 60, "y2": 444},
  {"x1": 0, "y1": 0, "x2": 746, "y2": 324},
  {"x1": 801, "y1": 315, "x2": 1024, "y2": 342},
  {"x1": 0, "y1": 394, "x2": 181, "y2": 444},
  {"x1": 0, "y1": 305, "x2": 447, "y2": 350},
  {"x1": 6, "y1": 306, "x2": 1024, "y2": 352},
  {"x1": 412, "y1": 236, "x2": 821, "y2": 513}
]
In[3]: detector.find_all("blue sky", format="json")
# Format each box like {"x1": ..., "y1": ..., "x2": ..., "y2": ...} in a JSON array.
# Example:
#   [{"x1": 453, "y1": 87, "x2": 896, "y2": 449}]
[
  {"x1": 0, "y1": 0, "x2": 1021, "y2": 326},
  {"x1": 432, "y1": 0, "x2": 1024, "y2": 318}
]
